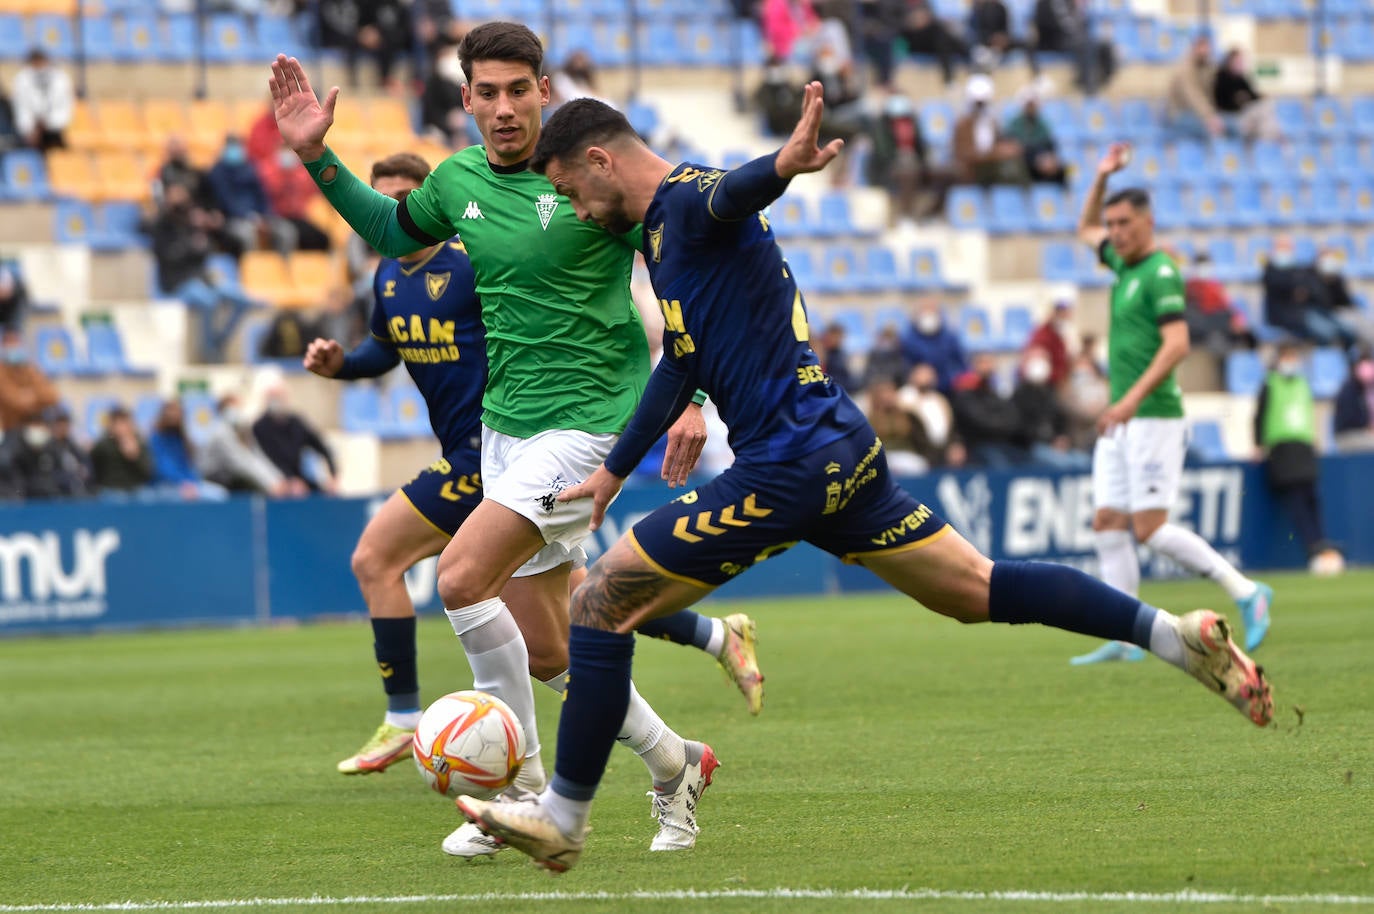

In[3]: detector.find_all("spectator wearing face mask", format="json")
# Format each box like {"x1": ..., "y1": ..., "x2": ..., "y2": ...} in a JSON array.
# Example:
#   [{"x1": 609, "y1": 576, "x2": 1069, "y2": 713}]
[
  {"x1": 897, "y1": 361, "x2": 964, "y2": 466},
  {"x1": 1024, "y1": 297, "x2": 1075, "y2": 386},
  {"x1": 864, "y1": 323, "x2": 908, "y2": 388},
  {"x1": 256, "y1": 141, "x2": 332, "y2": 252},
  {"x1": 1060, "y1": 343, "x2": 1110, "y2": 451},
  {"x1": 253, "y1": 384, "x2": 338, "y2": 493},
  {"x1": 899, "y1": 297, "x2": 969, "y2": 392},
  {"x1": 1333, "y1": 350, "x2": 1374, "y2": 453},
  {"x1": 951, "y1": 351, "x2": 1027, "y2": 468},
  {"x1": 952, "y1": 74, "x2": 1027, "y2": 186},
  {"x1": 1312, "y1": 248, "x2": 1374, "y2": 348},
  {"x1": 1184, "y1": 253, "x2": 1256, "y2": 355},
  {"x1": 0, "y1": 407, "x2": 86, "y2": 499},
  {"x1": 866, "y1": 90, "x2": 954, "y2": 224},
  {"x1": 1262, "y1": 236, "x2": 1348, "y2": 347},
  {"x1": 1013, "y1": 345, "x2": 1087, "y2": 469},
  {"x1": 199, "y1": 394, "x2": 305, "y2": 496},
  {"x1": 45, "y1": 404, "x2": 90, "y2": 496},
  {"x1": 207, "y1": 134, "x2": 293, "y2": 256},
  {"x1": 1253, "y1": 342, "x2": 1343, "y2": 575},
  {"x1": 0, "y1": 327, "x2": 59, "y2": 433},
  {"x1": 90, "y1": 406, "x2": 154, "y2": 495}
]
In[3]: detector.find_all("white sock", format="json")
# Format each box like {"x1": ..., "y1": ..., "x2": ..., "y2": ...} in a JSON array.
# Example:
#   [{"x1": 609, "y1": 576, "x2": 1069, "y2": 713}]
[
  {"x1": 1146, "y1": 524, "x2": 1256, "y2": 601},
  {"x1": 1093, "y1": 528, "x2": 1140, "y2": 597},
  {"x1": 704, "y1": 618, "x2": 726, "y2": 658},
  {"x1": 542, "y1": 787, "x2": 592, "y2": 836},
  {"x1": 446, "y1": 597, "x2": 541, "y2": 756},
  {"x1": 515, "y1": 747, "x2": 548, "y2": 793},
  {"x1": 1148, "y1": 610, "x2": 1186, "y2": 670},
  {"x1": 384, "y1": 710, "x2": 422, "y2": 730},
  {"x1": 619, "y1": 682, "x2": 686, "y2": 783}
]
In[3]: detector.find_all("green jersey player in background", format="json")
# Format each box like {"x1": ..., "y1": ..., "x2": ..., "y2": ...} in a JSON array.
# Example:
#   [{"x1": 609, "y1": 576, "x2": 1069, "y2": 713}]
[
  {"x1": 268, "y1": 22, "x2": 762, "y2": 856},
  {"x1": 1071, "y1": 142, "x2": 1273, "y2": 665}
]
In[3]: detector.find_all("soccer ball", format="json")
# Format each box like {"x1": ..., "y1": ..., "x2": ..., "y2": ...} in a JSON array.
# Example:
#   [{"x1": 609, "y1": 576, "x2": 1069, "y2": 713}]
[{"x1": 412, "y1": 690, "x2": 526, "y2": 799}]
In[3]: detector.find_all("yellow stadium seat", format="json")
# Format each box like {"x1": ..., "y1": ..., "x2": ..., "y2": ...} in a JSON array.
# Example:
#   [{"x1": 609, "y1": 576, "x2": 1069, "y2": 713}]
[
  {"x1": 64, "y1": 101, "x2": 101, "y2": 151},
  {"x1": 142, "y1": 99, "x2": 189, "y2": 152},
  {"x1": 327, "y1": 98, "x2": 370, "y2": 150},
  {"x1": 15, "y1": 0, "x2": 78, "y2": 14},
  {"x1": 410, "y1": 140, "x2": 454, "y2": 171},
  {"x1": 366, "y1": 98, "x2": 417, "y2": 144},
  {"x1": 94, "y1": 99, "x2": 147, "y2": 153},
  {"x1": 96, "y1": 150, "x2": 151, "y2": 203},
  {"x1": 306, "y1": 195, "x2": 355, "y2": 249},
  {"x1": 287, "y1": 251, "x2": 339, "y2": 309},
  {"x1": 241, "y1": 251, "x2": 295, "y2": 307},
  {"x1": 229, "y1": 98, "x2": 269, "y2": 136},
  {"x1": 46, "y1": 149, "x2": 101, "y2": 201},
  {"x1": 187, "y1": 99, "x2": 230, "y2": 159}
]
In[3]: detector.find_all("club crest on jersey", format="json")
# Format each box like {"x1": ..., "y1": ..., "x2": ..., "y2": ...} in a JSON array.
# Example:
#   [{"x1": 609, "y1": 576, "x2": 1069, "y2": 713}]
[
  {"x1": 536, "y1": 193, "x2": 559, "y2": 230},
  {"x1": 648, "y1": 223, "x2": 664, "y2": 263},
  {"x1": 425, "y1": 271, "x2": 451, "y2": 301}
]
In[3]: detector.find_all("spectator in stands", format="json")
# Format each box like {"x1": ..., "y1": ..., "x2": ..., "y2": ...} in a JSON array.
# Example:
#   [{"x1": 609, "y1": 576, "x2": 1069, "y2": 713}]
[
  {"x1": 152, "y1": 135, "x2": 239, "y2": 257},
  {"x1": 897, "y1": 361, "x2": 964, "y2": 466},
  {"x1": 900, "y1": 297, "x2": 968, "y2": 391},
  {"x1": 760, "y1": 0, "x2": 819, "y2": 61},
  {"x1": 1025, "y1": 296, "x2": 1074, "y2": 386},
  {"x1": 1060, "y1": 342, "x2": 1110, "y2": 450},
  {"x1": 253, "y1": 383, "x2": 338, "y2": 493},
  {"x1": 0, "y1": 431, "x2": 18, "y2": 500},
  {"x1": 1262, "y1": 236, "x2": 1360, "y2": 349},
  {"x1": 1004, "y1": 85, "x2": 1066, "y2": 185},
  {"x1": 1013, "y1": 345, "x2": 1088, "y2": 469},
  {"x1": 8, "y1": 48, "x2": 74, "y2": 152},
  {"x1": 200, "y1": 394, "x2": 304, "y2": 496},
  {"x1": 969, "y1": 0, "x2": 1036, "y2": 75},
  {"x1": 857, "y1": 0, "x2": 905, "y2": 88},
  {"x1": 807, "y1": 32, "x2": 870, "y2": 149},
  {"x1": 1333, "y1": 349, "x2": 1374, "y2": 453},
  {"x1": 421, "y1": 42, "x2": 471, "y2": 148},
  {"x1": 90, "y1": 406, "x2": 154, "y2": 496},
  {"x1": 1032, "y1": 0, "x2": 1113, "y2": 94},
  {"x1": 146, "y1": 182, "x2": 259, "y2": 363},
  {"x1": 0, "y1": 95, "x2": 18, "y2": 153},
  {"x1": 1314, "y1": 248, "x2": 1374, "y2": 348},
  {"x1": 0, "y1": 260, "x2": 30, "y2": 332},
  {"x1": 952, "y1": 75, "x2": 1027, "y2": 186},
  {"x1": 257, "y1": 141, "x2": 332, "y2": 252},
  {"x1": 1165, "y1": 34, "x2": 1224, "y2": 142},
  {"x1": 1, "y1": 406, "x2": 88, "y2": 499},
  {"x1": 815, "y1": 321, "x2": 859, "y2": 392},
  {"x1": 551, "y1": 50, "x2": 615, "y2": 110},
  {"x1": 246, "y1": 105, "x2": 281, "y2": 169},
  {"x1": 0, "y1": 327, "x2": 58, "y2": 433},
  {"x1": 149, "y1": 398, "x2": 227, "y2": 501},
  {"x1": 865, "y1": 377, "x2": 933, "y2": 475},
  {"x1": 207, "y1": 134, "x2": 293, "y2": 256},
  {"x1": 901, "y1": 0, "x2": 969, "y2": 86},
  {"x1": 317, "y1": 0, "x2": 412, "y2": 89},
  {"x1": 1213, "y1": 47, "x2": 1280, "y2": 143},
  {"x1": 951, "y1": 351, "x2": 1026, "y2": 468},
  {"x1": 866, "y1": 91, "x2": 950, "y2": 224},
  {"x1": 46, "y1": 404, "x2": 91, "y2": 496},
  {"x1": 756, "y1": 57, "x2": 807, "y2": 137},
  {"x1": 1253, "y1": 342, "x2": 1344, "y2": 575},
  {"x1": 412, "y1": 0, "x2": 466, "y2": 77},
  {"x1": 1183, "y1": 253, "x2": 1255, "y2": 355},
  {"x1": 865, "y1": 323, "x2": 908, "y2": 388}
]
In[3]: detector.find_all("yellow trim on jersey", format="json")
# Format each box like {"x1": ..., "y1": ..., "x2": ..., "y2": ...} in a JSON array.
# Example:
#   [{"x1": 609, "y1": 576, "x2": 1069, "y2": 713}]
[
  {"x1": 841, "y1": 523, "x2": 952, "y2": 564},
  {"x1": 626, "y1": 531, "x2": 715, "y2": 590},
  {"x1": 398, "y1": 488, "x2": 454, "y2": 540},
  {"x1": 398, "y1": 242, "x2": 447, "y2": 277}
]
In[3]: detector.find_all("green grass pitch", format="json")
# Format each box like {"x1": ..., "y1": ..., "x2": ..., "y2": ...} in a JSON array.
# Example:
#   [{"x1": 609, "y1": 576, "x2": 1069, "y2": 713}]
[{"x1": 1, "y1": 571, "x2": 1371, "y2": 914}]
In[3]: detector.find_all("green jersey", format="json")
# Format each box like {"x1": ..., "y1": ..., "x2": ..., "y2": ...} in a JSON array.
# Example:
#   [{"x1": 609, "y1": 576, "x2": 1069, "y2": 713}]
[
  {"x1": 1100, "y1": 242, "x2": 1186, "y2": 419},
  {"x1": 404, "y1": 145, "x2": 649, "y2": 438}
]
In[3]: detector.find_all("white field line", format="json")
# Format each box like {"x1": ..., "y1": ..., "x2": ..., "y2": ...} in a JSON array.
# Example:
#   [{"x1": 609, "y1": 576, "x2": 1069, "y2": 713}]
[{"x1": 3, "y1": 888, "x2": 1374, "y2": 911}]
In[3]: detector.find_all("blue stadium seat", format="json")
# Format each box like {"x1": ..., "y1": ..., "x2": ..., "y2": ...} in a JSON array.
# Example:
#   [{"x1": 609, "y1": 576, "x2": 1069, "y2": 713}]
[
  {"x1": 957, "y1": 305, "x2": 998, "y2": 352},
  {"x1": 1224, "y1": 350, "x2": 1265, "y2": 395},
  {"x1": 1243, "y1": 236, "x2": 1274, "y2": 277},
  {"x1": 860, "y1": 247, "x2": 902, "y2": 293},
  {"x1": 86, "y1": 323, "x2": 153, "y2": 378},
  {"x1": 91, "y1": 202, "x2": 147, "y2": 252},
  {"x1": 1042, "y1": 241, "x2": 1078, "y2": 282},
  {"x1": 824, "y1": 307, "x2": 871, "y2": 354},
  {"x1": 1274, "y1": 97, "x2": 1313, "y2": 138},
  {"x1": 133, "y1": 393, "x2": 162, "y2": 434},
  {"x1": 254, "y1": 12, "x2": 309, "y2": 59},
  {"x1": 1188, "y1": 420, "x2": 1229, "y2": 462},
  {"x1": 1345, "y1": 177, "x2": 1374, "y2": 223},
  {"x1": 586, "y1": 19, "x2": 630, "y2": 67},
  {"x1": 1115, "y1": 99, "x2": 1157, "y2": 144},
  {"x1": 988, "y1": 187, "x2": 1030, "y2": 235},
  {"x1": 1227, "y1": 177, "x2": 1269, "y2": 232},
  {"x1": 870, "y1": 304, "x2": 908, "y2": 339},
  {"x1": 1309, "y1": 347, "x2": 1348, "y2": 398},
  {"x1": 783, "y1": 248, "x2": 817, "y2": 290},
  {"x1": 181, "y1": 391, "x2": 218, "y2": 449},
  {"x1": 1029, "y1": 185, "x2": 1074, "y2": 232},
  {"x1": 1350, "y1": 97, "x2": 1374, "y2": 139},
  {"x1": 53, "y1": 199, "x2": 95, "y2": 245},
  {"x1": 1076, "y1": 244, "x2": 1112, "y2": 287},
  {"x1": 818, "y1": 192, "x2": 870, "y2": 237},
  {"x1": 1173, "y1": 142, "x2": 1209, "y2": 175},
  {"x1": 1250, "y1": 141, "x2": 1291, "y2": 179},
  {"x1": 205, "y1": 253, "x2": 242, "y2": 291},
  {"x1": 1127, "y1": 138, "x2": 1166, "y2": 182},
  {"x1": 388, "y1": 385, "x2": 431, "y2": 438},
  {"x1": 30, "y1": 15, "x2": 74, "y2": 58},
  {"x1": 767, "y1": 195, "x2": 813, "y2": 239},
  {"x1": 161, "y1": 14, "x2": 197, "y2": 62},
  {"x1": 906, "y1": 248, "x2": 948, "y2": 291},
  {"x1": 80, "y1": 16, "x2": 119, "y2": 62},
  {"x1": 1310, "y1": 97, "x2": 1349, "y2": 139},
  {"x1": 1001, "y1": 305, "x2": 1034, "y2": 350},
  {"x1": 0, "y1": 15, "x2": 27, "y2": 60},
  {"x1": 1304, "y1": 177, "x2": 1343, "y2": 225},
  {"x1": 1210, "y1": 139, "x2": 1247, "y2": 179},
  {"x1": 945, "y1": 187, "x2": 988, "y2": 230},
  {"x1": 205, "y1": 14, "x2": 255, "y2": 63},
  {"x1": 1335, "y1": 17, "x2": 1374, "y2": 62},
  {"x1": 733, "y1": 19, "x2": 763, "y2": 64},
  {"x1": 683, "y1": 21, "x2": 729, "y2": 66},
  {"x1": 1148, "y1": 182, "x2": 1186, "y2": 232},
  {"x1": 33, "y1": 325, "x2": 86, "y2": 377},
  {"x1": 624, "y1": 99, "x2": 659, "y2": 138},
  {"x1": 1183, "y1": 181, "x2": 1225, "y2": 230},
  {"x1": 1078, "y1": 98, "x2": 1112, "y2": 141},
  {"x1": 818, "y1": 246, "x2": 862, "y2": 294},
  {"x1": 1205, "y1": 237, "x2": 1245, "y2": 282},
  {"x1": 919, "y1": 100, "x2": 956, "y2": 150},
  {"x1": 1039, "y1": 98, "x2": 1081, "y2": 143},
  {"x1": 340, "y1": 385, "x2": 383, "y2": 434}
]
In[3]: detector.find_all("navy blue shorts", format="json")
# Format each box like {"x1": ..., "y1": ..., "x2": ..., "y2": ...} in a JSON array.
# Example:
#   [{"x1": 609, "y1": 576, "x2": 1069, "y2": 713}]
[
  {"x1": 627, "y1": 430, "x2": 949, "y2": 587},
  {"x1": 399, "y1": 449, "x2": 483, "y2": 537}
]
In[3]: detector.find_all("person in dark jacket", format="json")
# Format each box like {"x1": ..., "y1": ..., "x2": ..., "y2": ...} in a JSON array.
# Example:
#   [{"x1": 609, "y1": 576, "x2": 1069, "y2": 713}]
[
  {"x1": 969, "y1": 0, "x2": 1036, "y2": 74},
  {"x1": 951, "y1": 351, "x2": 1026, "y2": 468},
  {"x1": 816, "y1": 321, "x2": 860, "y2": 393},
  {"x1": 1012, "y1": 345, "x2": 1087, "y2": 469},
  {"x1": 1033, "y1": 0, "x2": 1113, "y2": 93},
  {"x1": 1253, "y1": 343, "x2": 1343, "y2": 574},
  {"x1": 90, "y1": 406, "x2": 154, "y2": 495},
  {"x1": 207, "y1": 134, "x2": 292, "y2": 255},
  {"x1": 1261, "y1": 237, "x2": 1354, "y2": 348},
  {"x1": 899, "y1": 297, "x2": 969, "y2": 392},
  {"x1": 1333, "y1": 350, "x2": 1374, "y2": 453},
  {"x1": 253, "y1": 383, "x2": 338, "y2": 493}
]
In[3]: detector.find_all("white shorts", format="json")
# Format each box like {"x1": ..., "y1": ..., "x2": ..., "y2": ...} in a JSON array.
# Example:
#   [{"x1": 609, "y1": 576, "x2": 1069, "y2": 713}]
[
  {"x1": 1091, "y1": 417, "x2": 1187, "y2": 514},
  {"x1": 480, "y1": 425, "x2": 618, "y2": 577}
]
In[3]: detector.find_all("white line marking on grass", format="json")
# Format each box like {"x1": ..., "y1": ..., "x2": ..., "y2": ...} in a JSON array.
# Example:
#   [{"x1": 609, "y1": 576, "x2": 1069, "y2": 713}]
[{"x1": 4, "y1": 888, "x2": 1374, "y2": 911}]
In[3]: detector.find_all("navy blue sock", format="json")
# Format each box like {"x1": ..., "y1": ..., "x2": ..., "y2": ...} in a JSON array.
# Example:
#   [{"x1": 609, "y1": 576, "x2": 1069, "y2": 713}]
[
  {"x1": 989, "y1": 560, "x2": 1158, "y2": 647},
  {"x1": 550, "y1": 625, "x2": 635, "y2": 801},
  {"x1": 371, "y1": 616, "x2": 420, "y2": 713},
  {"x1": 637, "y1": 609, "x2": 713, "y2": 651}
]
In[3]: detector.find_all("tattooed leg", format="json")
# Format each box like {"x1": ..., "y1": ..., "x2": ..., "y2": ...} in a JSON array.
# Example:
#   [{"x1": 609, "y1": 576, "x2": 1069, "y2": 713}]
[{"x1": 571, "y1": 537, "x2": 716, "y2": 633}]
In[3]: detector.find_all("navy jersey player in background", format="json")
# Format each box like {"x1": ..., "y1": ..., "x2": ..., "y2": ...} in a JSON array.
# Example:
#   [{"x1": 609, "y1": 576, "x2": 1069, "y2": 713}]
[
  {"x1": 457, "y1": 85, "x2": 1275, "y2": 872},
  {"x1": 307, "y1": 154, "x2": 767, "y2": 857}
]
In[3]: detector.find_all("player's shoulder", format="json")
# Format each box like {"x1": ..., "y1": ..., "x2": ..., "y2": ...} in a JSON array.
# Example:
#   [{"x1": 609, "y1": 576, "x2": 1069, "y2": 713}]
[
  {"x1": 1144, "y1": 250, "x2": 1182, "y2": 280},
  {"x1": 660, "y1": 161, "x2": 727, "y2": 200}
]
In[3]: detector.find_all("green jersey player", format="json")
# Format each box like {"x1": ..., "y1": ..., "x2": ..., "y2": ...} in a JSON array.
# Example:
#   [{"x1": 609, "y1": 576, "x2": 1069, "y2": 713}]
[
  {"x1": 268, "y1": 22, "x2": 762, "y2": 857},
  {"x1": 1072, "y1": 142, "x2": 1273, "y2": 664}
]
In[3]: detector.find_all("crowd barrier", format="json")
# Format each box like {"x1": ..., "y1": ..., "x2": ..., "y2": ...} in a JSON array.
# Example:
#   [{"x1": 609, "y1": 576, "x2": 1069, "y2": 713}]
[{"x1": 3, "y1": 454, "x2": 1370, "y2": 635}]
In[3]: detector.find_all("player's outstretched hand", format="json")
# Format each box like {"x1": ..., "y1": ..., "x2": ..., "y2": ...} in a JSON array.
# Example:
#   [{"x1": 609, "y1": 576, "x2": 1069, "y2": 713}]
[
  {"x1": 662, "y1": 403, "x2": 706, "y2": 489},
  {"x1": 775, "y1": 81, "x2": 844, "y2": 181},
  {"x1": 558, "y1": 465, "x2": 626, "y2": 532},
  {"x1": 303, "y1": 338, "x2": 345, "y2": 377},
  {"x1": 269, "y1": 54, "x2": 337, "y2": 161},
  {"x1": 1097, "y1": 142, "x2": 1131, "y2": 177}
]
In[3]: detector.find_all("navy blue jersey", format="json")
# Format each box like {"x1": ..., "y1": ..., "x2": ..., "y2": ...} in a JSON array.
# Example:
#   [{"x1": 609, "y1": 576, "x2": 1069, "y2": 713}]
[
  {"x1": 642, "y1": 163, "x2": 869, "y2": 464},
  {"x1": 370, "y1": 239, "x2": 486, "y2": 453}
]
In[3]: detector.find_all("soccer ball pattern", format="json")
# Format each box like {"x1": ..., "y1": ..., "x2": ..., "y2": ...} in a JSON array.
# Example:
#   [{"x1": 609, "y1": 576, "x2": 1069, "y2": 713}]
[{"x1": 412, "y1": 690, "x2": 526, "y2": 799}]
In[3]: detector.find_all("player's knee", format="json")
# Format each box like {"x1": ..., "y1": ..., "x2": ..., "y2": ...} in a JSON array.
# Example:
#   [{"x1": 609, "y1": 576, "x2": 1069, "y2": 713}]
[
  {"x1": 569, "y1": 569, "x2": 616, "y2": 630},
  {"x1": 1093, "y1": 509, "x2": 1129, "y2": 532},
  {"x1": 1132, "y1": 515, "x2": 1165, "y2": 543},
  {"x1": 435, "y1": 554, "x2": 495, "y2": 609},
  {"x1": 350, "y1": 539, "x2": 395, "y2": 588}
]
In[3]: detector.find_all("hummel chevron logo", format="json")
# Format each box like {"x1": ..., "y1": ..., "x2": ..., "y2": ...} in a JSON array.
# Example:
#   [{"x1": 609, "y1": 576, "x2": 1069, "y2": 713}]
[{"x1": 461, "y1": 201, "x2": 484, "y2": 220}]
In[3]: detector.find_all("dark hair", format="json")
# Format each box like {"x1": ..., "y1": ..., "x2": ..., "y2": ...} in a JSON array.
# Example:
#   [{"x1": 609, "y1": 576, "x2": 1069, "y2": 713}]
[
  {"x1": 457, "y1": 21, "x2": 544, "y2": 85},
  {"x1": 370, "y1": 152, "x2": 432, "y2": 187},
  {"x1": 1104, "y1": 188, "x2": 1151, "y2": 211},
  {"x1": 530, "y1": 98, "x2": 638, "y2": 175},
  {"x1": 106, "y1": 405, "x2": 130, "y2": 423}
]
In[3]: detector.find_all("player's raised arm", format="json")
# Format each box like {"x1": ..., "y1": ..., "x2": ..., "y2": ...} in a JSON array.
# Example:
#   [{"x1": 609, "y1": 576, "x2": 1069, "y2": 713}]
[
  {"x1": 268, "y1": 55, "x2": 429, "y2": 259},
  {"x1": 1077, "y1": 142, "x2": 1131, "y2": 250}
]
